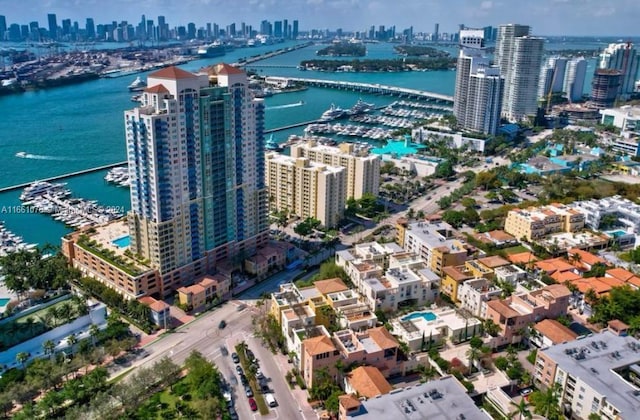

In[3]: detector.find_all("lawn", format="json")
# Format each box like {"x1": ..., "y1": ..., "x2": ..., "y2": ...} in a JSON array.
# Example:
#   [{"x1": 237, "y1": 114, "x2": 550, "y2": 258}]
[{"x1": 502, "y1": 245, "x2": 530, "y2": 255}]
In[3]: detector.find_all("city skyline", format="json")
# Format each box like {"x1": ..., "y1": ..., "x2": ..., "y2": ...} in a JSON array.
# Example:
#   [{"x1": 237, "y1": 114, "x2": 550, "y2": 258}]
[{"x1": 1, "y1": 0, "x2": 640, "y2": 36}]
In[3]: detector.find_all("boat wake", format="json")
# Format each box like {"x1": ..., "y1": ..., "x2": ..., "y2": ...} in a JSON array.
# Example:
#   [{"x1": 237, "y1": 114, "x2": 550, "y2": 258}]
[
  {"x1": 15, "y1": 152, "x2": 74, "y2": 161},
  {"x1": 266, "y1": 101, "x2": 304, "y2": 110}
]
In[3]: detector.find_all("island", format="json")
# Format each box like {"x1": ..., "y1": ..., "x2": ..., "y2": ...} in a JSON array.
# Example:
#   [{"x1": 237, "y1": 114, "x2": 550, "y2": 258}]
[
  {"x1": 393, "y1": 45, "x2": 450, "y2": 58},
  {"x1": 299, "y1": 57, "x2": 456, "y2": 72},
  {"x1": 316, "y1": 42, "x2": 366, "y2": 57}
]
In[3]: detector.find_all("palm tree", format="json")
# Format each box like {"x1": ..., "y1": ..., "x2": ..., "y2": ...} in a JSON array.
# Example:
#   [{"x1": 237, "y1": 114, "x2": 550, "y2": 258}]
[
  {"x1": 58, "y1": 301, "x2": 74, "y2": 324},
  {"x1": 466, "y1": 346, "x2": 481, "y2": 375},
  {"x1": 67, "y1": 333, "x2": 78, "y2": 349},
  {"x1": 509, "y1": 398, "x2": 531, "y2": 420},
  {"x1": 16, "y1": 351, "x2": 29, "y2": 368},
  {"x1": 530, "y1": 383, "x2": 562, "y2": 420},
  {"x1": 43, "y1": 339, "x2": 56, "y2": 359},
  {"x1": 89, "y1": 324, "x2": 100, "y2": 347}
]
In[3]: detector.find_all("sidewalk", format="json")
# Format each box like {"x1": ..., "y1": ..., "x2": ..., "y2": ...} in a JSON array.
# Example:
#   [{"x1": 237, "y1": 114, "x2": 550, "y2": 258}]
[{"x1": 270, "y1": 344, "x2": 317, "y2": 419}]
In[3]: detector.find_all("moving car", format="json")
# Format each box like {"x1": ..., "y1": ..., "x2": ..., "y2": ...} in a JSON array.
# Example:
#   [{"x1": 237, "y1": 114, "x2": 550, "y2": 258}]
[{"x1": 218, "y1": 320, "x2": 227, "y2": 329}]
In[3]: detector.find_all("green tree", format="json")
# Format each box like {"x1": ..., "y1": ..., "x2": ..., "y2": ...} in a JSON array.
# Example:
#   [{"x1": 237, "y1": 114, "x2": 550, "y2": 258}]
[
  {"x1": 16, "y1": 351, "x2": 29, "y2": 368},
  {"x1": 509, "y1": 398, "x2": 532, "y2": 420},
  {"x1": 529, "y1": 383, "x2": 562, "y2": 420},
  {"x1": 434, "y1": 160, "x2": 455, "y2": 179},
  {"x1": 43, "y1": 339, "x2": 55, "y2": 358}
]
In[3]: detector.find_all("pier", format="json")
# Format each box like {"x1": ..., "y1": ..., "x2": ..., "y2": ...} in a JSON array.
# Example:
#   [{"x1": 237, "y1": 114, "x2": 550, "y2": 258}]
[
  {"x1": 263, "y1": 77, "x2": 454, "y2": 105},
  {"x1": 234, "y1": 42, "x2": 314, "y2": 67},
  {"x1": 0, "y1": 161, "x2": 127, "y2": 194}
]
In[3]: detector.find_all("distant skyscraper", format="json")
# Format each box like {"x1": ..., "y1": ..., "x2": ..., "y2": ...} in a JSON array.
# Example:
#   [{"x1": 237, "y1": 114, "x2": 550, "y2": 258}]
[
  {"x1": 496, "y1": 24, "x2": 543, "y2": 122},
  {"x1": 85, "y1": 18, "x2": 95, "y2": 39},
  {"x1": 126, "y1": 65, "x2": 267, "y2": 291},
  {"x1": 283, "y1": 19, "x2": 288, "y2": 38},
  {"x1": 599, "y1": 42, "x2": 640, "y2": 100},
  {"x1": 563, "y1": 57, "x2": 587, "y2": 102},
  {"x1": 454, "y1": 29, "x2": 503, "y2": 135},
  {"x1": 538, "y1": 57, "x2": 568, "y2": 99},
  {"x1": 292, "y1": 20, "x2": 299, "y2": 39},
  {"x1": 433, "y1": 23, "x2": 439, "y2": 42},
  {"x1": 47, "y1": 13, "x2": 57, "y2": 40},
  {"x1": 0, "y1": 15, "x2": 6, "y2": 41},
  {"x1": 274, "y1": 21, "x2": 282, "y2": 38}
]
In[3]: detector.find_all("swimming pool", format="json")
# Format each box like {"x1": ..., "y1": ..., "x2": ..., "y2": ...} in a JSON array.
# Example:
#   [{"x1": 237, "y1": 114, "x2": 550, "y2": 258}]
[
  {"x1": 402, "y1": 311, "x2": 437, "y2": 322},
  {"x1": 0, "y1": 298, "x2": 10, "y2": 307},
  {"x1": 371, "y1": 140, "x2": 426, "y2": 157},
  {"x1": 112, "y1": 235, "x2": 131, "y2": 248}
]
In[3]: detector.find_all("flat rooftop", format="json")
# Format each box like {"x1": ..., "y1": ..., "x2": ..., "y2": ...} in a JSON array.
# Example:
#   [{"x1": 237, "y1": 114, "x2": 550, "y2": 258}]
[
  {"x1": 345, "y1": 376, "x2": 488, "y2": 420},
  {"x1": 542, "y1": 330, "x2": 640, "y2": 417}
]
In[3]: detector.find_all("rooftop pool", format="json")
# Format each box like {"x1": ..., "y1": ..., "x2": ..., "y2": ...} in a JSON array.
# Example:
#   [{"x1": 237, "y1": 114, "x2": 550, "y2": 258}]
[
  {"x1": 402, "y1": 311, "x2": 437, "y2": 322},
  {"x1": 112, "y1": 235, "x2": 131, "y2": 248}
]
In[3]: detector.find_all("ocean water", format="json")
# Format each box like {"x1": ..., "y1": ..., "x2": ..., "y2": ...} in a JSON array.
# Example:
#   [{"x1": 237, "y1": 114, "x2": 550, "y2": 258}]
[{"x1": 0, "y1": 39, "x2": 604, "y2": 245}]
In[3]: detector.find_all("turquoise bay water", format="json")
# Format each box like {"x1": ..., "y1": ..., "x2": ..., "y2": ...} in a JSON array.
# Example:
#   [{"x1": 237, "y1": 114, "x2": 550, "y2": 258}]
[
  {"x1": 402, "y1": 311, "x2": 437, "y2": 322},
  {"x1": 0, "y1": 39, "x2": 600, "y2": 246}
]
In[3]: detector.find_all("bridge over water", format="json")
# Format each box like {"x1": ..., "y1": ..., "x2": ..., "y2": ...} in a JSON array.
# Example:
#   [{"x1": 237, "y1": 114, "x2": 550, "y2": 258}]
[{"x1": 265, "y1": 76, "x2": 454, "y2": 105}]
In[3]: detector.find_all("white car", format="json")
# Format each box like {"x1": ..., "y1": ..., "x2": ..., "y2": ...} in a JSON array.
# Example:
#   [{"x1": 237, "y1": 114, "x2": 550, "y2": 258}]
[{"x1": 256, "y1": 368, "x2": 264, "y2": 379}]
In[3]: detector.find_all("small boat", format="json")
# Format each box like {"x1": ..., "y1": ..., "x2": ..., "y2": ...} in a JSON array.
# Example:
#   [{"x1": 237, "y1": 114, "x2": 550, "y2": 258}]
[
  {"x1": 15, "y1": 151, "x2": 27, "y2": 158},
  {"x1": 265, "y1": 134, "x2": 283, "y2": 152},
  {"x1": 128, "y1": 77, "x2": 146, "y2": 92}
]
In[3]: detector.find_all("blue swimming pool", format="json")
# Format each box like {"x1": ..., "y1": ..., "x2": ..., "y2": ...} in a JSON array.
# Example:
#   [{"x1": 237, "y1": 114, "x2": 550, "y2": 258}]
[
  {"x1": 112, "y1": 235, "x2": 131, "y2": 248},
  {"x1": 0, "y1": 298, "x2": 10, "y2": 307},
  {"x1": 371, "y1": 140, "x2": 426, "y2": 157},
  {"x1": 402, "y1": 311, "x2": 437, "y2": 322}
]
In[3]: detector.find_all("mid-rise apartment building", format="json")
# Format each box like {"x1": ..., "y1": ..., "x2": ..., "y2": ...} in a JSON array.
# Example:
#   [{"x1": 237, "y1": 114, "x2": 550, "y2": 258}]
[
  {"x1": 396, "y1": 219, "x2": 469, "y2": 275},
  {"x1": 571, "y1": 196, "x2": 640, "y2": 236},
  {"x1": 485, "y1": 284, "x2": 571, "y2": 347},
  {"x1": 535, "y1": 329, "x2": 640, "y2": 420},
  {"x1": 457, "y1": 277, "x2": 502, "y2": 318},
  {"x1": 289, "y1": 139, "x2": 381, "y2": 199},
  {"x1": 265, "y1": 153, "x2": 346, "y2": 228},
  {"x1": 504, "y1": 204, "x2": 585, "y2": 241}
]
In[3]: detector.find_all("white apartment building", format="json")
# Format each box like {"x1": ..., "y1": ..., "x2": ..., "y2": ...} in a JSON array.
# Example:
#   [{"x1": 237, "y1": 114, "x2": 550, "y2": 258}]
[
  {"x1": 493, "y1": 264, "x2": 527, "y2": 285},
  {"x1": 538, "y1": 57, "x2": 568, "y2": 99},
  {"x1": 265, "y1": 153, "x2": 346, "y2": 228},
  {"x1": 563, "y1": 57, "x2": 588, "y2": 102},
  {"x1": 571, "y1": 196, "x2": 640, "y2": 239},
  {"x1": 535, "y1": 330, "x2": 640, "y2": 420},
  {"x1": 289, "y1": 139, "x2": 381, "y2": 199},
  {"x1": 600, "y1": 105, "x2": 640, "y2": 132},
  {"x1": 336, "y1": 242, "x2": 440, "y2": 312},
  {"x1": 457, "y1": 277, "x2": 502, "y2": 318},
  {"x1": 412, "y1": 127, "x2": 487, "y2": 153},
  {"x1": 599, "y1": 42, "x2": 640, "y2": 100},
  {"x1": 501, "y1": 36, "x2": 544, "y2": 122}
]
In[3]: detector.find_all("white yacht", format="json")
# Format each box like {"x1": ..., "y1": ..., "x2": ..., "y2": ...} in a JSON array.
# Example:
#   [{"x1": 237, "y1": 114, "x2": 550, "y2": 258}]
[{"x1": 20, "y1": 181, "x2": 70, "y2": 202}]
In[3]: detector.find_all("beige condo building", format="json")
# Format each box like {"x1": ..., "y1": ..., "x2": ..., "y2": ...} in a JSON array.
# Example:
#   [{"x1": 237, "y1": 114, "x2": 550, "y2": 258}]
[
  {"x1": 266, "y1": 152, "x2": 346, "y2": 228},
  {"x1": 290, "y1": 139, "x2": 380, "y2": 199},
  {"x1": 504, "y1": 203, "x2": 585, "y2": 241}
]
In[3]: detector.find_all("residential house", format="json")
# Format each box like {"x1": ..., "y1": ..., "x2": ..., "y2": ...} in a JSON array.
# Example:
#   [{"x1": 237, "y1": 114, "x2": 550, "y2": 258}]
[
  {"x1": 138, "y1": 296, "x2": 170, "y2": 327},
  {"x1": 530, "y1": 319, "x2": 579, "y2": 348},
  {"x1": 344, "y1": 366, "x2": 393, "y2": 398},
  {"x1": 458, "y1": 277, "x2": 502, "y2": 318}
]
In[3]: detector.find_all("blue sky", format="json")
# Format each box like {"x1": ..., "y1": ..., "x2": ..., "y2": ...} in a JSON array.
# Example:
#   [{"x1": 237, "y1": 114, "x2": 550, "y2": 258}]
[{"x1": 1, "y1": 0, "x2": 639, "y2": 36}]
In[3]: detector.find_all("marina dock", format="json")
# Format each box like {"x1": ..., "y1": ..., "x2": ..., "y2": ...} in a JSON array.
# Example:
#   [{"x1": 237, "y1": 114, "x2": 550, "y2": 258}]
[{"x1": 0, "y1": 161, "x2": 127, "y2": 194}]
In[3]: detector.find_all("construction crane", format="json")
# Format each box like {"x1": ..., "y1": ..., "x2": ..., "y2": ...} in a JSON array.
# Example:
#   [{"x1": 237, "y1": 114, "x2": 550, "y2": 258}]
[{"x1": 545, "y1": 62, "x2": 559, "y2": 114}]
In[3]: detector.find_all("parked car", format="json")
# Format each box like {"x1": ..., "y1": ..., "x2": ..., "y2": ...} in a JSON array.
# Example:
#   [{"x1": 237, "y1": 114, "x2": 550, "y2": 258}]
[
  {"x1": 231, "y1": 352, "x2": 240, "y2": 363},
  {"x1": 236, "y1": 365, "x2": 243, "y2": 375},
  {"x1": 248, "y1": 397, "x2": 257, "y2": 411},
  {"x1": 245, "y1": 385, "x2": 254, "y2": 398},
  {"x1": 265, "y1": 393, "x2": 277, "y2": 408},
  {"x1": 228, "y1": 406, "x2": 238, "y2": 420},
  {"x1": 246, "y1": 349, "x2": 256, "y2": 362},
  {"x1": 239, "y1": 374, "x2": 248, "y2": 385},
  {"x1": 256, "y1": 368, "x2": 264, "y2": 379}
]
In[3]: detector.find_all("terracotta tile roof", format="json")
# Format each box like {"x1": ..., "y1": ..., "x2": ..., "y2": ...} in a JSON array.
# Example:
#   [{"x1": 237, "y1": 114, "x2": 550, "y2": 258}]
[
  {"x1": 541, "y1": 283, "x2": 572, "y2": 299},
  {"x1": 366, "y1": 327, "x2": 398, "y2": 350},
  {"x1": 314, "y1": 278, "x2": 348, "y2": 295},
  {"x1": 566, "y1": 248, "x2": 607, "y2": 267},
  {"x1": 144, "y1": 84, "x2": 169, "y2": 93},
  {"x1": 303, "y1": 335, "x2": 336, "y2": 356},
  {"x1": 535, "y1": 258, "x2": 575, "y2": 274},
  {"x1": 442, "y1": 266, "x2": 473, "y2": 282},
  {"x1": 568, "y1": 277, "x2": 615, "y2": 296},
  {"x1": 507, "y1": 251, "x2": 539, "y2": 265},
  {"x1": 606, "y1": 267, "x2": 637, "y2": 282},
  {"x1": 139, "y1": 296, "x2": 169, "y2": 313},
  {"x1": 551, "y1": 270, "x2": 582, "y2": 283},
  {"x1": 534, "y1": 319, "x2": 578, "y2": 345},
  {"x1": 347, "y1": 366, "x2": 393, "y2": 398},
  {"x1": 339, "y1": 394, "x2": 361, "y2": 410},
  {"x1": 149, "y1": 66, "x2": 196, "y2": 79},
  {"x1": 478, "y1": 255, "x2": 511, "y2": 269},
  {"x1": 215, "y1": 63, "x2": 245, "y2": 75},
  {"x1": 487, "y1": 299, "x2": 520, "y2": 318},
  {"x1": 199, "y1": 276, "x2": 218, "y2": 288},
  {"x1": 178, "y1": 284, "x2": 206, "y2": 295},
  {"x1": 487, "y1": 230, "x2": 516, "y2": 241}
]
